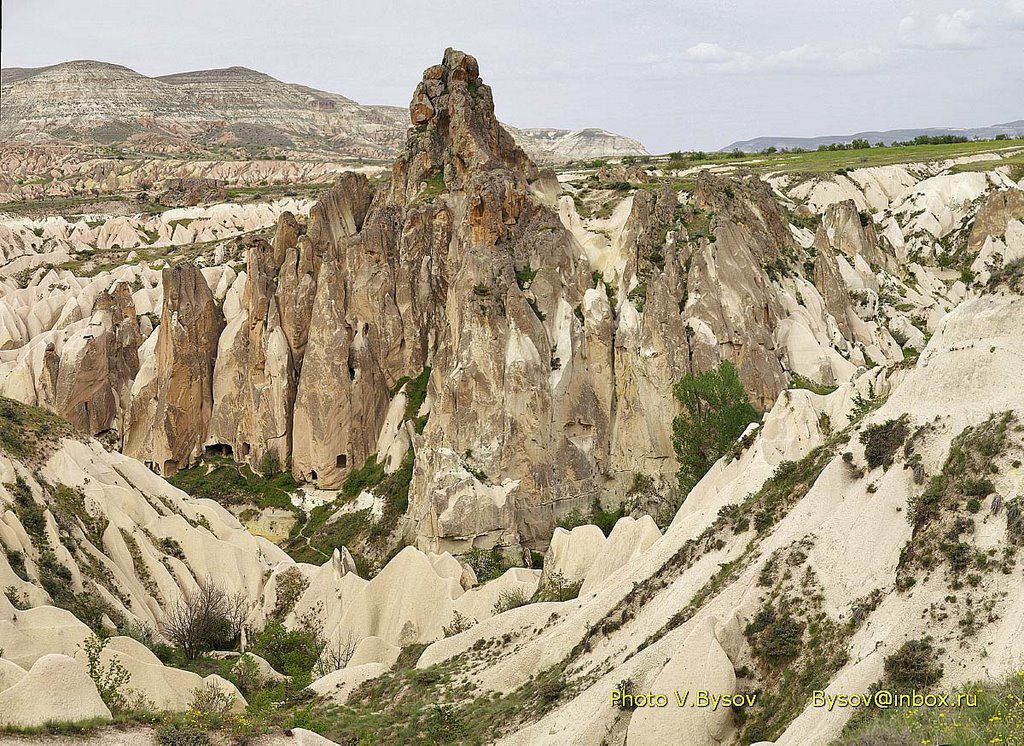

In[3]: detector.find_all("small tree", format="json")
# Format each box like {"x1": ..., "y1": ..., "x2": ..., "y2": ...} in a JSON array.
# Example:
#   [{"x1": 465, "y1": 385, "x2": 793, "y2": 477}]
[
  {"x1": 160, "y1": 579, "x2": 249, "y2": 659},
  {"x1": 534, "y1": 571, "x2": 583, "y2": 602},
  {"x1": 492, "y1": 587, "x2": 530, "y2": 614},
  {"x1": 672, "y1": 362, "x2": 759, "y2": 497},
  {"x1": 80, "y1": 633, "x2": 149, "y2": 714},
  {"x1": 884, "y1": 639, "x2": 943, "y2": 690},
  {"x1": 443, "y1": 610, "x2": 477, "y2": 637}
]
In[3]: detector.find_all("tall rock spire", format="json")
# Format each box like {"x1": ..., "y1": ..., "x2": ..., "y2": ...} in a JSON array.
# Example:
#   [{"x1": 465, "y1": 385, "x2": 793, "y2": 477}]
[{"x1": 390, "y1": 48, "x2": 538, "y2": 205}]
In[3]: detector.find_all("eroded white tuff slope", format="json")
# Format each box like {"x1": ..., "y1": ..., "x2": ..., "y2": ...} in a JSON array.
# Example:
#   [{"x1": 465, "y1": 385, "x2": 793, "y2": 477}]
[{"x1": 0, "y1": 290, "x2": 1020, "y2": 739}]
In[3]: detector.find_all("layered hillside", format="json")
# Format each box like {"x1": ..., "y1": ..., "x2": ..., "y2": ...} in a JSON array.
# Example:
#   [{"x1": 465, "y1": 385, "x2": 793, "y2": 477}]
[
  {"x1": 0, "y1": 60, "x2": 648, "y2": 166},
  {"x1": 0, "y1": 48, "x2": 1023, "y2": 745}
]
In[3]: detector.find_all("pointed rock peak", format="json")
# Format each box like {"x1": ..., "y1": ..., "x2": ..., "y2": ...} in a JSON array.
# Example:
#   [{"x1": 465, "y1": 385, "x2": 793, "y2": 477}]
[{"x1": 391, "y1": 48, "x2": 538, "y2": 205}]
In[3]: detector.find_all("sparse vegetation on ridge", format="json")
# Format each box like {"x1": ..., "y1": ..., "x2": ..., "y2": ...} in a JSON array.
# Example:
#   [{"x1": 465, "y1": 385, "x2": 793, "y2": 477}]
[
  {"x1": 898, "y1": 411, "x2": 1019, "y2": 590},
  {"x1": 738, "y1": 552, "x2": 857, "y2": 743},
  {"x1": 0, "y1": 396, "x2": 78, "y2": 461}
]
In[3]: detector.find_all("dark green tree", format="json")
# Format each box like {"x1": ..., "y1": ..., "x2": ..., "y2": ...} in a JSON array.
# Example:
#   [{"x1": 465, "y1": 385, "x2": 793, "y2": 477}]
[{"x1": 672, "y1": 362, "x2": 759, "y2": 497}]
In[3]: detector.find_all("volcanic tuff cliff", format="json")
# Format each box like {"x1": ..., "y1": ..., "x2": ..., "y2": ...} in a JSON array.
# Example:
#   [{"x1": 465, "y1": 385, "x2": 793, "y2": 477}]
[
  {"x1": 112, "y1": 48, "x2": 882, "y2": 556},
  {"x1": 2, "y1": 47, "x2": 1024, "y2": 745},
  {"x1": 0, "y1": 60, "x2": 648, "y2": 164},
  {"x1": 5, "y1": 48, "x2": 1019, "y2": 560}
]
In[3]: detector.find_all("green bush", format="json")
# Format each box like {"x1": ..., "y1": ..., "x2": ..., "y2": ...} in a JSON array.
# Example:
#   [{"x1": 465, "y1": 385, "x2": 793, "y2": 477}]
[
  {"x1": 534, "y1": 571, "x2": 582, "y2": 602},
  {"x1": 401, "y1": 367, "x2": 431, "y2": 422},
  {"x1": 465, "y1": 547, "x2": 508, "y2": 582},
  {"x1": 270, "y1": 566, "x2": 310, "y2": 620},
  {"x1": 744, "y1": 604, "x2": 805, "y2": 665},
  {"x1": 672, "y1": 362, "x2": 759, "y2": 496},
  {"x1": 492, "y1": 587, "x2": 530, "y2": 614},
  {"x1": 556, "y1": 508, "x2": 589, "y2": 531},
  {"x1": 515, "y1": 266, "x2": 537, "y2": 289},
  {"x1": 3, "y1": 548, "x2": 28, "y2": 581},
  {"x1": 259, "y1": 450, "x2": 280, "y2": 477},
  {"x1": 252, "y1": 620, "x2": 320, "y2": 680},
  {"x1": 341, "y1": 454, "x2": 385, "y2": 498},
  {"x1": 883, "y1": 639, "x2": 943, "y2": 690},
  {"x1": 859, "y1": 415, "x2": 910, "y2": 469},
  {"x1": 155, "y1": 722, "x2": 210, "y2": 746},
  {"x1": 80, "y1": 634, "x2": 143, "y2": 714},
  {"x1": 614, "y1": 678, "x2": 638, "y2": 709},
  {"x1": 961, "y1": 476, "x2": 994, "y2": 496},
  {"x1": 9, "y1": 477, "x2": 45, "y2": 536},
  {"x1": 442, "y1": 610, "x2": 477, "y2": 637}
]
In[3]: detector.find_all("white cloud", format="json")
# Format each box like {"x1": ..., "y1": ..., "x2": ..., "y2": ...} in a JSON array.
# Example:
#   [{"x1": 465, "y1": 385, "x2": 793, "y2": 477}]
[
  {"x1": 898, "y1": 8, "x2": 984, "y2": 49},
  {"x1": 1007, "y1": 0, "x2": 1024, "y2": 26},
  {"x1": 646, "y1": 42, "x2": 886, "y2": 76},
  {"x1": 682, "y1": 42, "x2": 741, "y2": 64}
]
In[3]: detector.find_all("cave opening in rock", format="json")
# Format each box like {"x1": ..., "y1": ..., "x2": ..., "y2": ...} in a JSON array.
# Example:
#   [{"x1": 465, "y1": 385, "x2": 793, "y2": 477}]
[
  {"x1": 337, "y1": 454, "x2": 347, "y2": 469},
  {"x1": 205, "y1": 443, "x2": 233, "y2": 459}
]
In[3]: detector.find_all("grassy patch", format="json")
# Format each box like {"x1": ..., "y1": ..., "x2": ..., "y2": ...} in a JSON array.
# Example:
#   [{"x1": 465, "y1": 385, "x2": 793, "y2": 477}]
[
  {"x1": 789, "y1": 373, "x2": 838, "y2": 397},
  {"x1": 417, "y1": 171, "x2": 447, "y2": 202},
  {"x1": 168, "y1": 456, "x2": 298, "y2": 513},
  {"x1": 837, "y1": 669, "x2": 1024, "y2": 746},
  {"x1": 392, "y1": 367, "x2": 431, "y2": 433},
  {"x1": 342, "y1": 454, "x2": 386, "y2": 499},
  {"x1": 283, "y1": 505, "x2": 372, "y2": 566},
  {"x1": 283, "y1": 449, "x2": 413, "y2": 569},
  {"x1": 284, "y1": 644, "x2": 571, "y2": 745},
  {"x1": 0, "y1": 396, "x2": 77, "y2": 462}
]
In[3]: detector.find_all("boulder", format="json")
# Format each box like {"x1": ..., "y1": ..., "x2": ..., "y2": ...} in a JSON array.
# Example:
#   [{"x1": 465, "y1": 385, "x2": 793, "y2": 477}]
[
  {"x1": 0, "y1": 654, "x2": 111, "y2": 728},
  {"x1": 308, "y1": 662, "x2": 386, "y2": 704}
]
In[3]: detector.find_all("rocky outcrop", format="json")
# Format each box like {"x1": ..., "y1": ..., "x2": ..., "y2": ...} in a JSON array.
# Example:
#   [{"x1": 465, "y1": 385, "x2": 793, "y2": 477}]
[
  {"x1": 2, "y1": 49, "x2": 1012, "y2": 564},
  {"x1": 289, "y1": 173, "x2": 381, "y2": 486},
  {"x1": 157, "y1": 177, "x2": 226, "y2": 206},
  {"x1": 1, "y1": 60, "x2": 647, "y2": 184},
  {"x1": 682, "y1": 173, "x2": 790, "y2": 409},
  {"x1": 208, "y1": 219, "x2": 304, "y2": 470},
  {"x1": 968, "y1": 188, "x2": 1024, "y2": 249},
  {"x1": 124, "y1": 263, "x2": 223, "y2": 474},
  {"x1": 50, "y1": 284, "x2": 141, "y2": 437},
  {"x1": 820, "y1": 198, "x2": 887, "y2": 269}
]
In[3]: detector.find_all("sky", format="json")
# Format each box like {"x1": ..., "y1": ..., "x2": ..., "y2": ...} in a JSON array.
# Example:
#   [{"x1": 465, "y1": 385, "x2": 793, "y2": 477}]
[{"x1": 2, "y1": 0, "x2": 1022, "y2": 152}]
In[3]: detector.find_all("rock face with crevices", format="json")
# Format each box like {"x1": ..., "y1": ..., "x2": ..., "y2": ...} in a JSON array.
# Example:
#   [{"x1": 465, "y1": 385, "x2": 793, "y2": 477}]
[{"x1": 124, "y1": 263, "x2": 224, "y2": 474}]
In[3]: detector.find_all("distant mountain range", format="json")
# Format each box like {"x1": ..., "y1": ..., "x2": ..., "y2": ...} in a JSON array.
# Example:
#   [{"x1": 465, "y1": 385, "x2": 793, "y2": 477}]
[
  {"x1": 0, "y1": 60, "x2": 648, "y2": 163},
  {"x1": 723, "y1": 121, "x2": 1024, "y2": 153}
]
